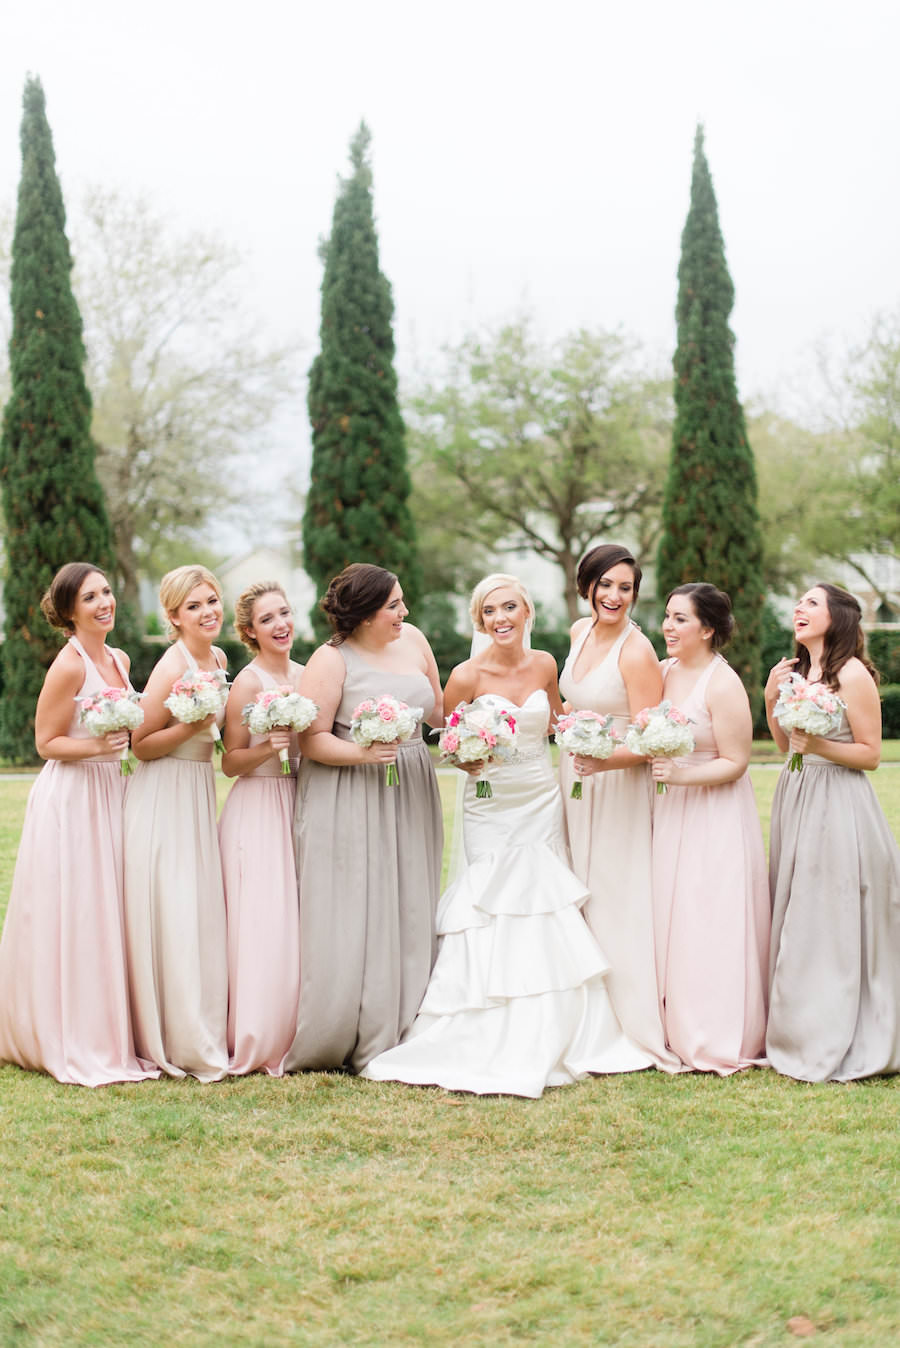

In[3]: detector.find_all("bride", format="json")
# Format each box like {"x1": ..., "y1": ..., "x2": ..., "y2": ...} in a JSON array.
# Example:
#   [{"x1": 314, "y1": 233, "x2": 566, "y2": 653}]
[{"x1": 362, "y1": 573, "x2": 653, "y2": 1097}]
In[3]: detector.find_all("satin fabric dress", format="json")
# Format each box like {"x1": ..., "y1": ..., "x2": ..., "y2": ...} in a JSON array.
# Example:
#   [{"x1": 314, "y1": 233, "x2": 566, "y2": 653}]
[
  {"x1": 560, "y1": 622, "x2": 680, "y2": 1071},
  {"x1": 284, "y1": 643, "x2": 443, "y2": 1073},
  {"x1": 363, "y1": 691, "x2": 653, "y2": 1097},
  {"x1": 219, "y1": 662, "x2": 301, "y2": 1076},
  {"x1": 651, "y1": 657, "x2": 770, "y2": 1074},
  {"x1": 0, "y1": 637, "x2": 155, "y2": 1085},
  {"x1": 767, "y1": 708, "x2": 900, "y2": 1081},
  {"x1": 122, "y1": 641, "x2": 229, "y2": 1081}
]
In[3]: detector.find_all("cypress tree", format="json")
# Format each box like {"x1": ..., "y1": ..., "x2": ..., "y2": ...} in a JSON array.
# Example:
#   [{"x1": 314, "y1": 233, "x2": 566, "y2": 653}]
[
  {"x1": 303, "y1": 122, "x2": 420, "y2": 632},
  {"x1": 0, "y1": 77, "x2": 115, "y2": 761},
  {"x1": 657, "y1": 125, "x2": 764, "y2": 709}
]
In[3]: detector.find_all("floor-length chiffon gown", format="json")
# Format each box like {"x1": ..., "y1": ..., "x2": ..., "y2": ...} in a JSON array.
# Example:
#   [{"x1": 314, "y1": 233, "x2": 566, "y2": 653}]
[
  {"x1": 122, "y1": 641, "x2": 228, "y2": 1081},
  {"x1": 0, "y1": 637, "x2": 156, "y2": 1085},
  {"x1": 363, "y1": 690, "x2": 653, "y2": 1097},
  {"x1": 219, "y1": 662, "x2": 300, "y2": 1075},
  {"x1": 560, "y1": 622, "x2": 680, "y2": 1071},
  {"x1": 767, "y1": 708, "x2": 900, "y2": 1081},
  {"x1": 651, "y1": 656, "x2": 770, "y2": 1074},
  {"x1": 284, "y1": 643, "x2": 443, "y2": 1073}
]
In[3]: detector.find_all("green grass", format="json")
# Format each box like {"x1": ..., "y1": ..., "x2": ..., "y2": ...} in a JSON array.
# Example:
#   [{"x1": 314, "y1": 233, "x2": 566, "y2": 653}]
[{"x1": 0, "y1": 771, "x2": 898, "y2": 1344}]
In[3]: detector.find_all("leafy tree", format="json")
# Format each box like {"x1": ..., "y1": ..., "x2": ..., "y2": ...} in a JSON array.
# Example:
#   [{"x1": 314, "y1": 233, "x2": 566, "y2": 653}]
[
  {"x1": 657, "y1": 125, "x2": 764, "y2": 704},
  {"x1": 303, "y1": 123, "x2": 420, "y2": 629},
  {"x1": 0, "y1": 78, "x2": 115, "y2": 762},
  {"x1": 409, "y1": 318, "x2": 671, "y2": 623}
]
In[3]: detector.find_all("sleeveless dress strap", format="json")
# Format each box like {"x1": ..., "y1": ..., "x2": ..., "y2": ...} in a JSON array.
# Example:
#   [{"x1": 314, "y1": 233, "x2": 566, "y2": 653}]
[
  {"x1": 693, "y1": 653, "x2": 724, "y2": 703},
  {"x1": 175, "y1": 639, "x2": 198, "y2": 672},
  {"x1": 68, "y1": 635, "x2": 130, "y2": 691}
]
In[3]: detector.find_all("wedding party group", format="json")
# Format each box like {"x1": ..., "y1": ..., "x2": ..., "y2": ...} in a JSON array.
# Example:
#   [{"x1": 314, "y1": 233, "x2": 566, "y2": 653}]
[{"x1": 0, "y1": 546, "x2": 898, "y2": 1096}]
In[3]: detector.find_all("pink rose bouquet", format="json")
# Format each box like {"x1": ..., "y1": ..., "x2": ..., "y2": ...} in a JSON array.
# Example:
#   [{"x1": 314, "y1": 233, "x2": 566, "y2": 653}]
[
  {"x1": 439, "y1": 701, "x2": 518, "y2": 799},
  {"x1": 350, "y1": 695, "x2": 423, "y2": 785},
  {"x1": 624, "y1": 700, "x2": 695, "y2": 794},
  {"x1": 242, "y1": 686, "x2": 319, "y2": 774},
  {"x1": 772, "y1": 673, "x2": 846, "y2": 771},
  {"x1": 79, "y1": 686, "x2": 144, "y2": 775},
  {"x1": 164, "y1": 668, "x2": 229, "y2": 753},
  {"x1": 554, "y1": 709, "x2": 619, "y2": 798}
]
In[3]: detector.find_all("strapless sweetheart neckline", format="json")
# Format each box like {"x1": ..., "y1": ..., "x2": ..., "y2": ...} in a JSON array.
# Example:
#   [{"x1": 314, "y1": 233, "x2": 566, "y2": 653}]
[{"x1": 471, "y1": 689, "x2": 548, "y2": 712}]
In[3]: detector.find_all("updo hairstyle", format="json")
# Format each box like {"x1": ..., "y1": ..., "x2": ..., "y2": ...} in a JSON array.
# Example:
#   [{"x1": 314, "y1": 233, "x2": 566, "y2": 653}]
[
  {"x1": 469, "y1": 573, "x2": 535, "y2": 634},
  {"x1": 321, "y1": 564, "x2": 398, "y2": 645},
  {"x1": 667, "y1": 582, "x2": 734, "y2": 650},
  {"x1": 234, "y1": 580, "x2": 289, "y2": 652},
  {"x1": 159, "y1": 565, "x2": 222, "y2": 641},
  {"x1": 40, "y1": 562, "x2": 108, "y2": 633},
  {"x1": 796, "y1": 582, "x2": 879, "y2": 687},
  {"x1": 577, "y1": 544, "x2": 642, "y2": 606}
]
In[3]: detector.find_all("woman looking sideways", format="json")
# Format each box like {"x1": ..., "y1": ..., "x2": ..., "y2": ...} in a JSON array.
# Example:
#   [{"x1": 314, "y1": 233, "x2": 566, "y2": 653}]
[
  {"x1": 650, "y1": 583, "x2": 770, "y2": 1074},
  {"x1": 559, "y1": 544, "x2": 679, "y2": 1071},
  {"x1": 765, "y1": 583, "x2": 900, "y2": 1081},
  {"x1": 284, "y1": 563, "x2": 443, "y2": 1074},
  {"x1": 123, "y1": 565, "x2": 229, "y2": 1081},
  {"x1": 0, "y1": 562, "x2": 154, "y2": 1085},
  {"x1": 219, "y1": 581, "x2": 303, "y2": 1076}
]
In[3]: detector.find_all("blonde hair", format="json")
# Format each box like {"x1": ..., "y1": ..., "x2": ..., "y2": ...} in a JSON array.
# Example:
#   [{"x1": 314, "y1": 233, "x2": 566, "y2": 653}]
[
  {"x1": 469, "y1": 573, "x2": 535, "y2": 633},
  {"x1": 233, "y1": 580, "x2": 288, "y2": 651},
  {"x1": 159, "y1": 565, "x2": 222, "y2": 641}
]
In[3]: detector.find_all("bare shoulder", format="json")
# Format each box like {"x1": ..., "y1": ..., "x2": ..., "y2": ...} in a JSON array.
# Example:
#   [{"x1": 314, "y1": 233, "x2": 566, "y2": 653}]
[
  {"x1": 213, "y1": 645, "x2": 228, "y2": 671},
  {"x1": 228, "y1": 663, "x2": 264, "y2": 702},
  {"x1": 708, "y1": 658, "x2": 749, "y2": 704},
  {"x1": 837, "y1": 657, "x2": 880, "y2": 706},
  {"x1": 445, "y1": 659, "x2": 478, "y2": 706},
  {"x1": 401, "y1": 621, "x2": 431, "y2": 650},
  {"x1": 620, "y1": 626, "x2": 660, "y2": 670},
  {"x1": 110, "y1": 645, "x2": 132, "y2": 672},
  {"x1": 43, "y1": 642, "x2": 85, "y2": 694},
  {"x1": 306, "y1": 642, "x2": 346, "y2": 677},
  {"x1": 569, "y1": 615, "x2": 591, "y2": 640},
  {"x1": 530, "y1": 649, "x2": 560, "y2": 678}
]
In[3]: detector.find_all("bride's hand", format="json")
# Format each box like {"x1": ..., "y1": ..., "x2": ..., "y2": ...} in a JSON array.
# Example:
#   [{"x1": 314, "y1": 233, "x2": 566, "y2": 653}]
[{"x1": 458, "y1": 759, "x2": 486, "y2": 777}]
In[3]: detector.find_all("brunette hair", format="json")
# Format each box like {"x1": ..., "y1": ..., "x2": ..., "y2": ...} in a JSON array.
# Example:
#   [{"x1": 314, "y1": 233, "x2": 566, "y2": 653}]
[
  {"x1": 321, "y1": 564, "x2": 398, "y2": 645},
  {"x1": 469, "y1": 573, "x2": 535, "y2": 633},
  {"x1": 159, "y1": 565, "x2": 222, "y2": 641},
  {"x1": 795, "y1": 583, "x2": 879, "y2": 687},
  {"x1": 577, "y1": 544, "x2": 642, "y2": 606},
  {"x1": 40, "y1": 562, "x2": 108, "y2": 633},
  {"x1": 666, "y1": 583, "x2": 735, "y2": 650},
  {"x1": 233, "y1": 581, "x2": 289, "y2": 651}
]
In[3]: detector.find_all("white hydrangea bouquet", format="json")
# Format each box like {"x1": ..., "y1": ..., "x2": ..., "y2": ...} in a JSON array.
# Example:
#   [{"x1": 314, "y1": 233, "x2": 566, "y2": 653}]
[
  {"x1": 625, "y1": 700, "x2": 695, "y2": 794},
  {"x1": 554, "y1": 709, "x2": 619, "y2": 799},
  {"x1": 79, "y1": 686, "x2": 144, "y2": 775},
  {"x1": 772, "y1": 673, "x2": 846, "y2": 772},
  {"x1": 241, "y1": 686, "x2": 319, "y2": 774},
  {"x1": 164, "y1": 668, "x2": 229, "y2": 753},
  {"x1": 350, "y1": 695, "x2": 423, "y2": 785},
  {"x1": 438, "y1": 701, "x2": 518, "y2": 799}
]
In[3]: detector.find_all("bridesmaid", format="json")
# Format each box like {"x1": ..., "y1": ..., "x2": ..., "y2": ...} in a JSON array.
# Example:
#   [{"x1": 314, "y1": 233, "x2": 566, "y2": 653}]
[
  {"x1": 220, "y1": 581, "x2": 303, "y2": 1075},
  {"x1": 650, "y1": 583, "x2": 770, "y2": 1074},
  {"x1": 559, "y1": 543, "x2": 678, "y2": 1071},
  {"x1": 765, "y1": 583, "x2": 900, "y2": 1081},
  {"x1": 0, "y1": 562, "x2": 154, "y2": 1085},
  {"x1": 123, "y1": 565, "x2": 229, "y2": 1081},
  {"x1": 284, "y1": 563, "x2": 443, "y2": 1074}
]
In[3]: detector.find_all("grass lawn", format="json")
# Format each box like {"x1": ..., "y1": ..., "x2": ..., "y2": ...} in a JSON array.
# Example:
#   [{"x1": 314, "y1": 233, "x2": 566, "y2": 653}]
[{"x1": 0, "y1": 766, "x2": 899, "y2": 1345}]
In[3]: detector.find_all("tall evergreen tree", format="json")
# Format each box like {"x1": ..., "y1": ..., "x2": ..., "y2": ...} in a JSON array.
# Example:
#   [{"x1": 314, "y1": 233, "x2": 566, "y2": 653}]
[
  {"x1": 303, "y1": 122, "x2": 420, "y2": 632},
  {"x1": 0, "y1": 77, "x2": 115, "y2": 761},
  {"x1": 657, "y1": 125, "x2": 764, "y2": 707}
]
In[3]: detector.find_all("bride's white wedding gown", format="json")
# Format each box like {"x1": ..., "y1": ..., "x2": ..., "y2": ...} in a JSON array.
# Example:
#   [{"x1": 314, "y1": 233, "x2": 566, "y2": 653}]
[{"x1": 362, "y1": 691, "x2": 653, "y2": 1097}]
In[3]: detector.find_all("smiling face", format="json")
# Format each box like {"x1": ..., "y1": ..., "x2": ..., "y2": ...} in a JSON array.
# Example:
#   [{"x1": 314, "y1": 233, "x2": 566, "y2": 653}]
[
  {"x1": 480, "y1": 586, "x2": 528, "y2": 648},
  {"x1": 589, "y1": 562, "x2": 636, "y2": 627},
  {"x1": 248, "y1": 590, "x2": 294, "y2": 657},
  {"x1": 661, "y1": 592, "x2": 713, "y2": 658},
  {"x1": 793, "y1": 587, "x2": 831, "y2": 646},
  {"x1": 171, "y1": 583, "x2": 223, "y2": 644},
  {"x1": 368, "y1": 582, "x2": 408, "y2": 644},
  {"x1": 72, "y1": 570, "x2": 116, "y2": 638}
]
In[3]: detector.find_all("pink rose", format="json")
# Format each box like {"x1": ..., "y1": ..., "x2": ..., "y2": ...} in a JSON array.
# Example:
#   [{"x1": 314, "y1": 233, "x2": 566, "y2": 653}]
[{"x1": 443, "y1": 731, "x2": 459, "y2": 754}]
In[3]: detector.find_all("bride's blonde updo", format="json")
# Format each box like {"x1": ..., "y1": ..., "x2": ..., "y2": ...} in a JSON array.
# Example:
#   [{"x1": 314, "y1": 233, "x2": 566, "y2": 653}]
[{"x1": 469, "y1": 573, "x2": 535, "y2": 633}]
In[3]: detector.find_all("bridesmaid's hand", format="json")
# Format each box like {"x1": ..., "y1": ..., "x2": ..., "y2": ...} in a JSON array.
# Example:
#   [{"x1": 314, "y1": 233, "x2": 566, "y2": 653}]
[
  {"x1": 765, "y1": 656, "x2": 798, "y2": 704},
  {"x1": 268, "y1": 729, "x2": 292, "y2": 756},
  {"x1": 788, "y1": 728, "x2": 814, "y2": 757},
  {"x1": 97, "y1": 730, "x2": 130, "y2": 755},
  {"x1": 573, "y1": 753, "x2": 605, "y2": 778},
  {"x1": 650, "y1": 756, "x2": 678, "y2": 786},
  {"x1": 360, "y1": 741, "x2": 399, "y2": 766}
]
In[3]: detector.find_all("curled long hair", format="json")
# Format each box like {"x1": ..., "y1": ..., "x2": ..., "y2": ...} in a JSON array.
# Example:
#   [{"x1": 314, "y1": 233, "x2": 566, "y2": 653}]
[{"x1": 795, "y1": 583, "x2": 879, "y2": 687}]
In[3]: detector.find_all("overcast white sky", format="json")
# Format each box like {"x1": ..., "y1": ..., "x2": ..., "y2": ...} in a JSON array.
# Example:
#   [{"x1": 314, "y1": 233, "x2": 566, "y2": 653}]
[{"x1": 2, "y1": 0, "x2": 899, "y2": 439}]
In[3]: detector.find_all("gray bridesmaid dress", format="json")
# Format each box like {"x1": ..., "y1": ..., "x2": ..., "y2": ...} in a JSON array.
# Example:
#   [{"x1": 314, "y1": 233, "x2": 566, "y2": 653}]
[
  {"x1": 284, "y1": 643, "x2": 443, "y2": 1073},
  {"x1": 766, "y1": 711, "x2": 900, "y2": 1081}
]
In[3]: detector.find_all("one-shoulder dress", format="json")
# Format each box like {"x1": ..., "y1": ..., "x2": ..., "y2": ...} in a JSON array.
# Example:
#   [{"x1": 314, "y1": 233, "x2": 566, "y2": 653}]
[
  {"x1": 767, "y1": 708, "x2": 900, "y2": 1081},
  {"x1": 651, "y1": 656, "x2": 770, "y2": 1074},
  {"x1": 218, "y1": 661, "x2": 301, "y2": 1075},
  {"x1": 362, "y1": 690, "x2": 653, "y2": 1097},
  {"x1": 284, "y1": 643, "x2": 443, "y2": 1073},
  {"x1": 122, "y1": 641, "x2": 229, "y2": 1081},
  {"x1": 0, "y1": 637, "x2": 155, "y2": 1085},
  {"x1": 560, "y1": 622, "x2": 679, "y2": 1071}
]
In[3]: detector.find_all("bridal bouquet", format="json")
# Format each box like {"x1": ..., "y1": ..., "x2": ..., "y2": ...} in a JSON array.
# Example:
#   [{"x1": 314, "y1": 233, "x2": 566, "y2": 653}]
[
  {"x1": 350, "y1": 695, "x2": 423, "y2": 785},
  {"x1": 554, "y1": 709, "x2": 619, "y2": 799},
  {"x1": 242, "y1": 687, "x2": 319, "y2": 774},
  {"x1": 772, "y1": 673, "x2": 846, "y2": 772},
  {"x1": 624, "y1": 700, "x2": 695, "y2": 794},
  {"x1": 439, "y1": 701, "x2": 518, "y2": 799},
  {"x1": 164, "y1": 668, "x2": 229, "y2": 753},
  {"x1": 79, "y1": 686, "x2": 144, "y2": 775}
]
